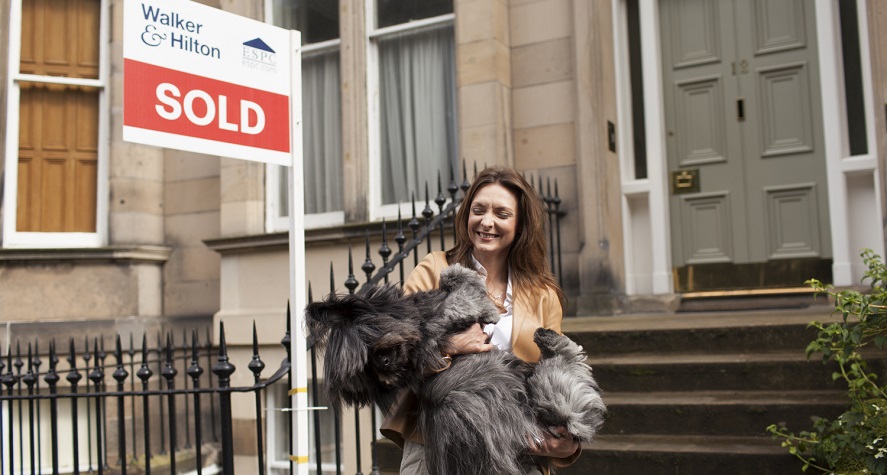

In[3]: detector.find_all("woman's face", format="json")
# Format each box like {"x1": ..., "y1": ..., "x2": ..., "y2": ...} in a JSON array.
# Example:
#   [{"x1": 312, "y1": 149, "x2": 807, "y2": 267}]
[{"x1": 467, "y1": 183, "x2": 519, "y2": 258}]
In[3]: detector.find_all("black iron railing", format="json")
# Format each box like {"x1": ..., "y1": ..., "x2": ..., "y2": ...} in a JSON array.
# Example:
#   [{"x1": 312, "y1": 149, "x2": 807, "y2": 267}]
[
  {"x1": 0, "y1": 321, "x2": 290, "y2": 475},
  {"x1": 307, "y1": 163, "x2": 566, "y2": 474}
]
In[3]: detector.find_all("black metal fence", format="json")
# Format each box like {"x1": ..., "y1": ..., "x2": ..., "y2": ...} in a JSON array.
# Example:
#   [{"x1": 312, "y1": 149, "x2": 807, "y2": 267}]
[
  {"x1": 308, "y1": 164, "x2": 566, "y2": 474},
  {"x1": 0, "y1": 321, "x2": 291, "y2": 475}
]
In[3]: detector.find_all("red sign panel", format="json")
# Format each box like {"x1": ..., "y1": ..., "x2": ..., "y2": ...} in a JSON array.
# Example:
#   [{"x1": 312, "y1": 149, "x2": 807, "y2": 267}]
[{"x1": 124, "y1": 59, "x2": 290, "y2": 153}]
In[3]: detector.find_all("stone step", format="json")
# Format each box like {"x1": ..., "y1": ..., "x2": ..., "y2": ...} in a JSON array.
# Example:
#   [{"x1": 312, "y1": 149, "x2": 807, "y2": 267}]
[
  {"x1": 600, "y1": 390, "x2": 846, "y2": 437},
  {"x1": 563, "y1": 308, "x2": 835, "y2": 357},
  {"x1": 588, "y1": 351, "x2": 874, "y2": 392},
  {"x1": 565, "y1": 434, "x2": 802, "y2": 475}
]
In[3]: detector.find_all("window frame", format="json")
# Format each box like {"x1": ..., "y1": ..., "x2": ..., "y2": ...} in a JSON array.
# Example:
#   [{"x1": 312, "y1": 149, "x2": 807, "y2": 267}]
[
  {"x1": 365, "y1": 9, "x2": 457, "y2": 223},
  {"x1": 264, "y1": 1, "x2": 344, "y2": 232},
  {"x1": 2, "y1": 0, "x2": 110, "y2": 249}
]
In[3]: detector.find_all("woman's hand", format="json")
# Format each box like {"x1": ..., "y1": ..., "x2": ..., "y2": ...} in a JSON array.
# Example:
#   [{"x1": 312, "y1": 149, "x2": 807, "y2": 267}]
[
  {"x1": 442, "y1": 323, "x2": 495, "y2": 356},
  {"x1": 527, "y1": 426, "x2": 580, "y2": 459}
]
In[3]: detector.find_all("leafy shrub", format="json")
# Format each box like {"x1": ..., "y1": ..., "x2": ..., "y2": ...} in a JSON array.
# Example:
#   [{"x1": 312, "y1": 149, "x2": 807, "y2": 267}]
[{"x1": 767, "y1": 249, "x2": 887, "y2": 474}]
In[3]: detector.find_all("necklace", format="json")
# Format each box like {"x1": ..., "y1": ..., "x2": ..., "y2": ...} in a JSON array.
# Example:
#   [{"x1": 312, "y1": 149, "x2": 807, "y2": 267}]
[{"x1": 487, "y1": 289, "x2": 503, "y2": 301}]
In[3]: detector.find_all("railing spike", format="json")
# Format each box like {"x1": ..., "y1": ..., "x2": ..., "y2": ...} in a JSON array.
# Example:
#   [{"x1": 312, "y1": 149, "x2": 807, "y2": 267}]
[
  {"x1": 423, "y1": 182, "x2": 433, "y2": 219},
  {"x1": 15, "y1": 340, "x2": 22, "y2": 373},
  {"x1": 66, "y1": 338, "x2": 82, "y2": 385},
  {"x1": 345, "y1": 244, "x2": 359, "y2": 295},
  {"x1": 379, "y1": 219, "x2": 392, "y2": 283},
  {"x1": 217, "y1": 322, "x2": 229, "y2": 362},
  {"x1": 26, "y1": 342, "x2": 33, "y2": 376},
  {"x1": 362, "y1": 229, "x2": 376, "y2": 280},
  {"x1": 435, "y1": 170, "x2": 446, "y2": 208},
  {"x1": 249, "y1": 321, "x2": 265, "y2": 378},
  {"x1": 50, "y1": 339, "x2": 58, "y2": 369},
  {"x1": 137, "y1": 334, "x2": 152, "y2": 382},
  {"x1": 113, "y1": 334, "x2": 128, "y2": 381},
  {"x1": 187, "y1": 330, "x2": 203, "y2": 379},
  {"x1": 212, "y1": 321, "x2": 236, "y2": 474},
  {"x1": 461, "y1": 160, "x2": 470, "y2": 193},
  {"x1": 33, "y1": 338, "x2": 41, "y2": 371},
  {"x1": 45, "y1": 340, "x2": 59, "y2": 385},
  {"x1": 282, "y1": 301, "x2": 292, "y2": 356}
]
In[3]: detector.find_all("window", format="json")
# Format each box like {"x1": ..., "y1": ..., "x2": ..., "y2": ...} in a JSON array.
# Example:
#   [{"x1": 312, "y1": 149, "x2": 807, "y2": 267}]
[
  {"x1": 266, "y1": 0, "x2": 457, "y2": 228},
  {"x1": 369, "y1": 0, "x2": 458, "y2": 216},
  {"x1": 3, "y1": 0, "x2": 109, "y2": 248},
  {"x1": 266, "y1": 0, "x2": 343, "y2": 232},
  {"x1": 838, "y1": 0, "x2": 867, "y2": 156}
]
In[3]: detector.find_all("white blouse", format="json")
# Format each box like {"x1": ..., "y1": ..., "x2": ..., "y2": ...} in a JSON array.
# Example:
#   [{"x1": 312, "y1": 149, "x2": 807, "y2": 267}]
[{"x1": 471, "y1": 255, "x2": 514, "y2": 351}]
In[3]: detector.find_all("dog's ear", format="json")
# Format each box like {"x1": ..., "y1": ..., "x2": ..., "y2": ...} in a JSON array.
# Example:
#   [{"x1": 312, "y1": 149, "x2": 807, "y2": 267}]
[
  {"x1": 303, "y1": 295, "x2": 360, "y2": 347},
  {"x1": 436, "y1": 264, "x2": 501, "y2": 329}
]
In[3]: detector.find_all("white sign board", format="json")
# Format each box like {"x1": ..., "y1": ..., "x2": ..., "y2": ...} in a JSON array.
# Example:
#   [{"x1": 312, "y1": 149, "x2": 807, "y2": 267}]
[{"x1": 123, "y1": 0, "x2": 293, "y2": 166}]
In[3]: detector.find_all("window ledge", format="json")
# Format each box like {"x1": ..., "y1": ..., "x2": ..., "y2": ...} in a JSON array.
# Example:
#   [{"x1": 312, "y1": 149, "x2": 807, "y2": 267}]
[
  {"x1": 0, "y1": 245, "x2": 172, "y2": 263},
  {"x1": 205, "y1": 221, "x2": 414, "y2": 256}
]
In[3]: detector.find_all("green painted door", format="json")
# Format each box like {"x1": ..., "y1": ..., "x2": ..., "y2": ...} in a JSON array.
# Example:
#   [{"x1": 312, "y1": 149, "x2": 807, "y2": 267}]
[{"x1": 660, "y1": 0, "x2": 832, "y2": 292}]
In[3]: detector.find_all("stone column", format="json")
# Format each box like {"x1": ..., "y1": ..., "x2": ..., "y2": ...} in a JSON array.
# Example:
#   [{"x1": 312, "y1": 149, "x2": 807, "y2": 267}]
[
  {"x1": 456, "y1": 0, "x2": 513, "y2": 167},
  {"x1": 570, "y1": 0, "x2": 626, "y2": 314},
  {"x1": 339, "y1": 0, "x2": 370, "y2": 223}
]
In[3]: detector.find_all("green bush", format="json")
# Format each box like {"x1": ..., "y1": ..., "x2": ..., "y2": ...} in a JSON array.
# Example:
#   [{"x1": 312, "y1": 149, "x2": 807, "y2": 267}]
[{"x1": 767, "y1": 249, "x2": 887, "y2": 474}]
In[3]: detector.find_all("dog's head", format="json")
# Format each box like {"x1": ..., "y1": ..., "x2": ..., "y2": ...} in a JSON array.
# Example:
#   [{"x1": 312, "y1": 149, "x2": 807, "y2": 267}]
[
  {"x1": 304, "y1": 283, "x2": 423, "y2": 412},
  {"x1": 433, "y1": 264, "x2": 501, "y2": 332}
]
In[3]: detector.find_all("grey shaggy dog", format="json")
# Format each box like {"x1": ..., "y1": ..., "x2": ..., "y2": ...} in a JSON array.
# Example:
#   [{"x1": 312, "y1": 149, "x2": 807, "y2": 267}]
[{"x1": 305, "y1": 264, "x2": 606, "y2": 475}]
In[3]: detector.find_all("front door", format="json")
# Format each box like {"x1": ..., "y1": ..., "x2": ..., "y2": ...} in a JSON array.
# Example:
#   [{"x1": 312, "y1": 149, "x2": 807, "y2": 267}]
[{"x1": 660, "y1": 0, "x2": 832, "y2": 292}]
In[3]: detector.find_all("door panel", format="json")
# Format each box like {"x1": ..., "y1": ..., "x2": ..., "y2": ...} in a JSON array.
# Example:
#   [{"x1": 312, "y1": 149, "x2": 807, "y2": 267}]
[
  {"x1": 764, "y1": 183, "x2": 821, "y2": 259},
  {"x1": 680, "y1": 192, "x2": 733, "y2": 263},
  {"x1": 675, "y1": 77, "x2": 728, "y2": 165},
  {"x1": 661, "y1": 0, "x2": 831, "y2": 292},
  {"x1": 757, "y1": 63, "x2": 814, "y2": 157}
]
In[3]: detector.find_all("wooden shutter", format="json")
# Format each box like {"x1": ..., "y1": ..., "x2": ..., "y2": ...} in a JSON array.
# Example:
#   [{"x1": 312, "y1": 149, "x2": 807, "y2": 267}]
[{"x1": 17, "y1": 0, "x2": 100, "y2": 232}]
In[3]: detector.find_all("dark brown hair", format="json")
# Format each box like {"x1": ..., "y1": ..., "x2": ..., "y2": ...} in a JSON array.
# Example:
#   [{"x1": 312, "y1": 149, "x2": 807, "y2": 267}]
[{"x1": 447, "y1": 166, "x2": 565, "y2": 309}]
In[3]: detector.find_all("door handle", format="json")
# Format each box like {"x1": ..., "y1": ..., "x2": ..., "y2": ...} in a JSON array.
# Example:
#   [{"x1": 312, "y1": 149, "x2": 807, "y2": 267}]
[{"x1": 737, "y1": 98, "x2": 745, "y2": 121}]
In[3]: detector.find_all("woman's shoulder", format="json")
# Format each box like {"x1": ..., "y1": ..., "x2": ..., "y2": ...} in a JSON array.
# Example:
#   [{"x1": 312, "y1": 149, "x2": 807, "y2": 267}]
[
  {"x1": 404, "y1": 251, "x2": 449, "y2": 293},
  {"x1": 515, "y1": 280, "x2": 559, "y2": 300}
]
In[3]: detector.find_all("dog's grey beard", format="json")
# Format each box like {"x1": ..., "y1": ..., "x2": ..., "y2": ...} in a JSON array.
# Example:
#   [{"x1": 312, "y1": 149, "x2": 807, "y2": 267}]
[{"x1": 418, "y1": 350, "x2": 539, "y2": 475}]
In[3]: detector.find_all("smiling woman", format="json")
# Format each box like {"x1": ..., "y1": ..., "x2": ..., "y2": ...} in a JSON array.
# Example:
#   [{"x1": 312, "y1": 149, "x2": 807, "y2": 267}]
[{"x1": 381, "y1": 166, "x2": 576, "y2": 475}]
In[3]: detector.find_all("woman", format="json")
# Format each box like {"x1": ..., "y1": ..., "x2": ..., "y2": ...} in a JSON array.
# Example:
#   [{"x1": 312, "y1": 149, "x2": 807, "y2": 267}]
[{"x1": 380, "y1": 166, "x2": 581, "y2": 474}]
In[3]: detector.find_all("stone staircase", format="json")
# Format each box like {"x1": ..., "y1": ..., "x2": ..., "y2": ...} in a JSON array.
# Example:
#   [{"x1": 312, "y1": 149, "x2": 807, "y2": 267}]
[
  {"x1": 559, "y1": 305, "x2": 882, "y2": 475},
  {"x1": 376, "y1": 304, "x2": 887, "y2": 474}
]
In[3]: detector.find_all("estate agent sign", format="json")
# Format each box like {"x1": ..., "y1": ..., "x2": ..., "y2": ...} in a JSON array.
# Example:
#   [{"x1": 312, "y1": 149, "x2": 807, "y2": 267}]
[
  {"x1": 123, "y1": 1, "x2": 309, "y2": 473},
  {"x1": 123, "y1": 0, "x2": 293, "y2": 166}
]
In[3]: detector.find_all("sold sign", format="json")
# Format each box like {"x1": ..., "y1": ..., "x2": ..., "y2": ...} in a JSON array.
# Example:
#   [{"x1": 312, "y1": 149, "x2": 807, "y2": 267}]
[
  {"x1": 124, "y1": 59, "x2": 289, "y2": 153},
  {"x1": 123, "y1": 0, "x2": 293, "y2": 166}
]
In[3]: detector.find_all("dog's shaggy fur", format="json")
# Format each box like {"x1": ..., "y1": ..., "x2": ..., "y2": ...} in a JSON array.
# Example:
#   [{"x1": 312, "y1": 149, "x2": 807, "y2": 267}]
[{"x1": 305, "y1": 264, "x2": 606, "y2": 475}]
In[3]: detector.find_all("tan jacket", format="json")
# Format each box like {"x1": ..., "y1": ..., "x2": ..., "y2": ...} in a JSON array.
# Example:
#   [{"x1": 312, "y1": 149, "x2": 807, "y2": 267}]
[{"x1": 379, "y1": 251, "x2": 580, "y2": 468}]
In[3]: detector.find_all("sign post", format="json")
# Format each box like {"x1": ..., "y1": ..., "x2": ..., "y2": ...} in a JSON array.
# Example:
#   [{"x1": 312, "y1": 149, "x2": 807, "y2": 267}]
[{"x1": 123, "y1": 0, "x2": 308, "y2": 472}]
